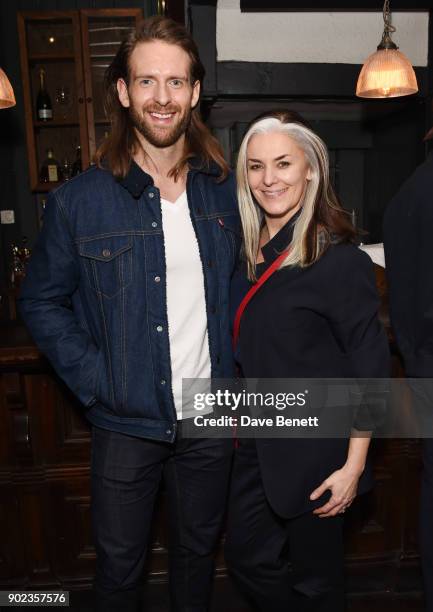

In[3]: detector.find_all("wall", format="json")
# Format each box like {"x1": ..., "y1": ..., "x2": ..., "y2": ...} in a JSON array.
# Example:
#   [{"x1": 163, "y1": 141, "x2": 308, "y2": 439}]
[
  {"x1": 206, "y1": 1, "x2": 430, "y2": 242},
  {"x1": 217, "y1": 0, "x2": 429, "y2": 65}
]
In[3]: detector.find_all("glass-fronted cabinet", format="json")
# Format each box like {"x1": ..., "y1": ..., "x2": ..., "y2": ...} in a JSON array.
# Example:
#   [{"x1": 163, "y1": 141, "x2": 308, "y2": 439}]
[
  {"x1": 81, "y1": 11, "x2": 143, "y2": 159},
  {"x1": 18, "y1": 9, "x2": 143, "y2": 193}
]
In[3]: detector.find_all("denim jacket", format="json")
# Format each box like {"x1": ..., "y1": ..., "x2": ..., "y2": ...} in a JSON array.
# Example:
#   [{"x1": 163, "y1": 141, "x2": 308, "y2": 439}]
[{"x1": 19, "y1": 160, "x2": 240, "y2": 442}]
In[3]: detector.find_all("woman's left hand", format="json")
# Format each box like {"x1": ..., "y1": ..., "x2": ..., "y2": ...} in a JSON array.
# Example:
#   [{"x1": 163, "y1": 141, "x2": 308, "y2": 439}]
[{"x1": 309, "y1": 466, "x2": 362, "y2": 518}]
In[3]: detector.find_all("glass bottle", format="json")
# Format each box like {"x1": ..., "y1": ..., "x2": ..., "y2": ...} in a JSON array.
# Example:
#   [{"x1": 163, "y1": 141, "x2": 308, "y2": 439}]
[
  {"x1": 39, "y1": 148, "x2": 62, "y2": 183},
  {"x1": 71, "y1": 145, "x2": 82, "y2": 177},
  {"x1": 61, "y1": 157, "x2": 71, "y2": 181},
  {"x1": 36, "y1": 68, "x2": 53, "y2": 121}
]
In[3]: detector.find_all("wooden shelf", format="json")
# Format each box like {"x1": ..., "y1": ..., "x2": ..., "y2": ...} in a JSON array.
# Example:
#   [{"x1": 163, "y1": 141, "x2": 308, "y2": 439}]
[
  {"x1": 90, "y1": 53, "x2": 116, "y2": 59},
  {"x1": 34, "y1": 119, "x2": 79, "y2": 128},
  {"x1": 34, "y1": 181, "x2": 62, "y2": 193},
  {"x1": 29, "y1": 53, "x2": 75, "y2": 62}
]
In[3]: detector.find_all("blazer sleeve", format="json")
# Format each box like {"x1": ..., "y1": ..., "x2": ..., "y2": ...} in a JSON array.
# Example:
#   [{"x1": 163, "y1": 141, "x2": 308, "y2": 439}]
[
  {"x1": 324, "y1": 246, "x2": 390, "y2": 430},
  {"x1": 18, "y1": 190, "x2": 100, "y2": 407}
]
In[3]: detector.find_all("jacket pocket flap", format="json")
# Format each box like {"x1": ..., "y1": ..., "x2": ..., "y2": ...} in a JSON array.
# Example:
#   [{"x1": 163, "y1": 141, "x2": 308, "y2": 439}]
[
  {"x1": 77, "y1": 236, "x2": 132, "y2": 261},
  {"x1": 217, "y1": 214, "x2": 241, "y2": 235}
]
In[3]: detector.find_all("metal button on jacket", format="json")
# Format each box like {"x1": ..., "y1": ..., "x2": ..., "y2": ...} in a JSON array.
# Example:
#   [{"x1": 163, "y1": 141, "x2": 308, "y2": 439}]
[{"x1": 102, "y1": 249, "x2": 111, "y2": 257}]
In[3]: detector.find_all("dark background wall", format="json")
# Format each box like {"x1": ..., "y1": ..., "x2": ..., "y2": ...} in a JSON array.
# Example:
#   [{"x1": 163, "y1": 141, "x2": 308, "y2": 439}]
[{"x1": 189, "y1": 0, "x2": 432, "y2": 245}]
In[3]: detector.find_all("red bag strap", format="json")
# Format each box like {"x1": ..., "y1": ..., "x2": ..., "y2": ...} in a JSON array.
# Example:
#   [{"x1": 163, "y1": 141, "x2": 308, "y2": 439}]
[{"x1": 233, "y1": 249, "x2": 290, "y2": 349}]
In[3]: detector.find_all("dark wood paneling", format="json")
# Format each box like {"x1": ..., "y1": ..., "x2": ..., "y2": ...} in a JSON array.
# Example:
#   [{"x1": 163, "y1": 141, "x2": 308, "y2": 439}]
[
  {"x1": 189, "y1": 0, "x2": 216, "y2": 6},
  {"x1": 207, "y1": 95, "x2": 424, "y2": 242},
  {"x1": 241, "y1": 0, "x2": 433, "y2": 10},
  {"x1": 0, "y1": 0, "x2": 28, "y2": 294},
  {"x1": 189, "y1": 3, "x2": 217, "y2": 95},
  {"x1": 426, "y1": 5, "x2": 433, "y2": 153},
  {"x1": 216, "y1": 62, "x2": 428, "y2": 99},
  {"x1": 114, "y1": 0, "x2": 140, "y2": 7},
  {"x1": 0, "y1": 484, "x2": 28, "y2": 585},
  {"x1": 364, "y1": 99, "x2": 426, "y2": 243},
  {"x1": 167, "y1": 0, "x2": 186, "y2": 23}
]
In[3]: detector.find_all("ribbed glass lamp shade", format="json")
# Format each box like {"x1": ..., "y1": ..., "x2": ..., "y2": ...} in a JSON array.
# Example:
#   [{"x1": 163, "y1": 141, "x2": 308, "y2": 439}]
[
  {"x1": 356, "y1": 48, "x2": 418, "y2": 98},
  {"x1": 0, "y1": 68, "x2": 16, "y2": 108}
]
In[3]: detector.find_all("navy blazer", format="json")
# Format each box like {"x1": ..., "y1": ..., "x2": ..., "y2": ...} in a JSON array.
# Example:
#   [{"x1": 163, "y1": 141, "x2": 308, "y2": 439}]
[{"x1": 231, "y1": 217, "x2": 390, "y2": 518}]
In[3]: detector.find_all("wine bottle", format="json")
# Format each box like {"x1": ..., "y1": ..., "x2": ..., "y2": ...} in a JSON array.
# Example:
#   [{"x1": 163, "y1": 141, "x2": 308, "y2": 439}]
[
  {"x1": 39, "y1": 148, "x2": 62, "y2": 183},
  {"x1": 71, "y1": 145, "x2": 82, "y2": 177},
  {"x1": 36, "y1": 68, "x2": 53, "y2": 121}
]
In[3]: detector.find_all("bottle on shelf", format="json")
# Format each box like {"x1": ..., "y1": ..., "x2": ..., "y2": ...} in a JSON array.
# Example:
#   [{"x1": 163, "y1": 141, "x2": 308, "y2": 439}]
[
  {"x1": 61, "y1": 157, "x2": 72, "y2": 181},
  {"x1": 71, "y1": 145, "x2": 82, "y2": 177},
  {"x1": 11, "y1": 237, "x2": 31, "y2": 287},
  {"x1": 38, "y1": 197, "x2": 47, "y2": 227},
  {"x1": 36, "y1": 68, "x2": 53, "y2": 122},
  {"x1": 39, "y1": 148, "x2": 62, "y2": 183}
]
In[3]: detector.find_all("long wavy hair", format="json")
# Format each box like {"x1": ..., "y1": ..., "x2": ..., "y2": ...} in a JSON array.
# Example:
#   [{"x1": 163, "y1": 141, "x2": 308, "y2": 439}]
[
  {"x1": 94, "y1": 16, "x2": 228, "y2": 181},
  {"x1": 237, "y1": 110, "x2": 356, "y2": 281}
]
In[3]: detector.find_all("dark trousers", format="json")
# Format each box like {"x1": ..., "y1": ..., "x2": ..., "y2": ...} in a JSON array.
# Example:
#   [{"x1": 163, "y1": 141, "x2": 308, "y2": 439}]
[
  {"x1": 225, "y1": 438, "x2": 345, "y2": 612},
  {"x1": 90, "y1": 424, "x2": 233, "y2": 612}
]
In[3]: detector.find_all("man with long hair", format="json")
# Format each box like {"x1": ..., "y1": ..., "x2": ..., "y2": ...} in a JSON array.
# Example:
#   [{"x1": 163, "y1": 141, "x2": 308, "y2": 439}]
[{"x1": 19, "y1": 16, "x2": 238, "y2": 612}]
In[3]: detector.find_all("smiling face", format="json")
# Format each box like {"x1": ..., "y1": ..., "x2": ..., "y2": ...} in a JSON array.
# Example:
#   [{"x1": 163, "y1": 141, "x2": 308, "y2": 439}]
[
  {"x1": 117, "y1": 40, "x2": 200, "y2": 148},
  {"x1": 246, "y1": 131, "x2": 312, "y2": 224}
]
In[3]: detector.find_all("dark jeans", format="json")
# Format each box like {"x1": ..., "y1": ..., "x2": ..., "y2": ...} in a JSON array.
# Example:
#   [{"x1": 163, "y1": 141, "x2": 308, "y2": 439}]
[
  {"x1": 225, "y1": 438, "x2": 345, "y2": 612},
  {"x1": 90, "y1": 424, "x2": 233, "y2": 612}
]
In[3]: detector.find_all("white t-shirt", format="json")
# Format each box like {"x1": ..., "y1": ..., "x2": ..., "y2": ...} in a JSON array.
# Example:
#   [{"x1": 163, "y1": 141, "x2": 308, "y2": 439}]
[{"x1": 160, "y1": 190, "x2": 211, "y2": 419}]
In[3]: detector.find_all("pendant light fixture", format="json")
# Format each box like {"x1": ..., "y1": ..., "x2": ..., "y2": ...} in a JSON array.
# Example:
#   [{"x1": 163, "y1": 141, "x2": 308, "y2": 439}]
[
  {"x1": 0, "y1": 67, "x2": 16, "y2": 109},
  {"x1": 356, "y1": 0, "x2": 418, "y2": 99}
]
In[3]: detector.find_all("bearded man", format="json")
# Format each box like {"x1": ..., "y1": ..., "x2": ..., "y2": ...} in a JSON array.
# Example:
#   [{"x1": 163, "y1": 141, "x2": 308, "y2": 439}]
[{"x1": 19, "y1": 16, "x2": 239, "y2": 612}]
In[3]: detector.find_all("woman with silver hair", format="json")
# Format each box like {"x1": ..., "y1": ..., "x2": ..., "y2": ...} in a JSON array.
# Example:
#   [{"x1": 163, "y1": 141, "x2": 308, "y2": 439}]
[{"x1": 225, "y1": 110, "x2": 389, "y2": 611}]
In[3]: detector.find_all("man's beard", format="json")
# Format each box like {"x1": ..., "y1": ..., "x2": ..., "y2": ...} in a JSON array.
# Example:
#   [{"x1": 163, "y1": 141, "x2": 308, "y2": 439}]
[{"x1": 129, "y1": 104, "x2": 192, "y2": 148}]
